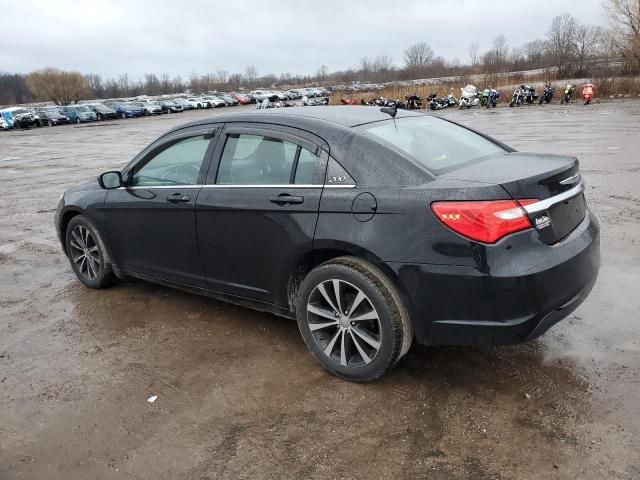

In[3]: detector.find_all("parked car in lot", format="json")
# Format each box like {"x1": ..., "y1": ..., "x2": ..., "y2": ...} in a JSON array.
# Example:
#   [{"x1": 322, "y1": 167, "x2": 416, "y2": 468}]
[
  {"x1": 62, "y1": 105, "x2": 98, "y2": 124},
  {"x1": 186, "y1": 97, "x2": 205, "y2": 109},
  {"x1": 201, "y1": 96, "x2": 226, "y2": 108},
  {"x1": 86, "y1": 103, "x2": 118, "y2": 121},
  {"x1": 213, "y1": 94, "x2": 238, "y2": 106},
  {"x1": 231, "y1": 93, "x2": 252, "y2": 105},
  {"x1": 105, "y1": 102, "x2": 144, "y2": 119},
  {"x1": 55, "y1": 107, "x2": 600, "y2": 381},
  {"x1": 0, "y1": 107, "x2": 39, "y2": 128},
  {"x1": 129, "y1": 101, "x2": 162, "y2": 116},
  {"x1": 159, "y1": 100, "x2": 184, "y2": 113},
  {"x1": 171, "y1": 98, "x2": 193, "y2": 110},
  {"x1": 35, "y1": 106, "x2": 70, "y2": 126},
  {"x1": 249, "y1": 90, "x2": 279, "y2": 102}
]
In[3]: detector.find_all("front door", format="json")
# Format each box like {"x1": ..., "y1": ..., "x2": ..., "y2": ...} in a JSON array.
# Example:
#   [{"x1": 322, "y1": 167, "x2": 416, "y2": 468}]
[
  {"x1": 105, "y1": 129, "x2": 215, "y2": 287},
  {"x1": 196, "y1": 126, "x2": 328, "y2": 306}
]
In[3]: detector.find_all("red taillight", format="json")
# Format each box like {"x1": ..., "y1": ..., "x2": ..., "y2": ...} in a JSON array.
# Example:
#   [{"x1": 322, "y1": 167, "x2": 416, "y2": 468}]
[{"x1": 431, "y1": 199, "x2": 538, "y2": 243}]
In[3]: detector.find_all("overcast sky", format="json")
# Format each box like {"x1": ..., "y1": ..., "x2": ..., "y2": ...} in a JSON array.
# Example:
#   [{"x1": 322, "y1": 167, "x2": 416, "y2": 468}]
[{"x1": 2, "y1": 0, "x2": 604, "y2": 80}]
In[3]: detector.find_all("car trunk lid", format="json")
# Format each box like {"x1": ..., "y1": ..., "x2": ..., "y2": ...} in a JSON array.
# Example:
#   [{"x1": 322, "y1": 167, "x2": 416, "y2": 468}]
[{"x1": 439, "y1": 152, "x2": 586, "y2": 244}]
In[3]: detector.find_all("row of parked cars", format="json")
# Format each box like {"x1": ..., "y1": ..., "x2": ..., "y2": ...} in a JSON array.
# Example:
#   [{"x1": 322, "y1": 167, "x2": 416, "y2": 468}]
[{"x1": 0, "y1": 87, "x2": 332, "y2": 130}]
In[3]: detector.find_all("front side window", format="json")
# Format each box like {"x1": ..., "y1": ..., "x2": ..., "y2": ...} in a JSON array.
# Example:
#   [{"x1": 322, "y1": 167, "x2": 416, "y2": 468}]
[
  {"x1": 361, "y1": 116, "x2": 505, "y2": 175},
  {"x1": 217, "y1": 133, "x2": 320, "y2": 185},
  {"x1": 132, "y1": 136, "x2": 210, "y2": 186}
]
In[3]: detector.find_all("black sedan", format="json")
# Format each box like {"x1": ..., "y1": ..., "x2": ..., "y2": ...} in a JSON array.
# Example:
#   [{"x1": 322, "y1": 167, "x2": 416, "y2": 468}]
[
  {"x1": 36, "y1": 106, "x2": 70, "y2": 126},
  {"x1": 54, "y1": 107, "x2": 600, "y2": 381}
]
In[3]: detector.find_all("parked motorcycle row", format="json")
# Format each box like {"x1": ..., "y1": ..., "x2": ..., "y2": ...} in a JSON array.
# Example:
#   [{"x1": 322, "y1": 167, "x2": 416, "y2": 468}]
[
  {"x1": 339, "y1": 81, "x2": 597, "y2": 113},
  {"x1": 510, "y1": 82, "x2": 596, "y2": 107}
]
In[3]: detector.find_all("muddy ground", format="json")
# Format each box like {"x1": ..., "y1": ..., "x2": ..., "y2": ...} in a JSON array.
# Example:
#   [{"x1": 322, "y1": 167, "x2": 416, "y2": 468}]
[{"x1": 0, "y1": 101, "x2": 639, "y2": 480}]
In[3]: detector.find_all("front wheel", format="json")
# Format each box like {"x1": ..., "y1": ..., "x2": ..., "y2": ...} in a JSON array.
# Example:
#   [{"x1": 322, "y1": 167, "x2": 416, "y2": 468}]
[
  {"x1": 97, "y1": 113, "x2": 103, "y2": 121},
  {"x1": 76, "y1": 117, "x2": 81, "y2": 124},
  {"x1": 296, "y1": 257, "x2": 412, "y2": 382},
  {"x1": 121, "y1": 112, "x2": 126, "y2": 119},
  {"x1": 65, "y1": 215, "x2": 116, "y2": 289}
]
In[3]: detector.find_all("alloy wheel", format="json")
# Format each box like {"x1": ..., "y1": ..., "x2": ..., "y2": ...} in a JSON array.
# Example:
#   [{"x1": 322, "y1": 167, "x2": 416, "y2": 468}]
[
  {"x1": 69, "y1": 225, "x2": 100, "y2": 280},
  {"x1": 306, "y1": 279, "x2": 382, "y2": 368}
]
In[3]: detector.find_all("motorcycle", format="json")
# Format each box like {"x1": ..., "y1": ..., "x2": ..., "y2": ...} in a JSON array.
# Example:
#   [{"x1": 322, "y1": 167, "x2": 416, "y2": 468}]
[
  {"x1": 582, "y1": 82, "x2": 595, "y2": 105},
  {"x1": 458, "y1": 85, "x2": 480, "y2": 109},
  {"x1": 427, "y1": 93, "x2": 449, "y2": 110},
  {"x1": 560, "y1": 83, "x2": 575, "y2": 104},
  {"x1": 509, "y1": 87, "x2": 524, "y2": 107},
  {"x1": 485, "y1": 88, "x2": 500, "y2": 108},
  {"x1": 305, "y1": 97, "x2": 329, "y2": 106},
  {"x1": 404, "y1": 93, "x2": 422, "y2": 110},
  {"x1": 522, "y1": 85, "x2": 538, "y2": 104},
  {"x1": 480, "y1": 88, "x2": 490, "y2": 107},
  {"x1": 539, "y1": 83, "x2": 555, "y2": 104}
]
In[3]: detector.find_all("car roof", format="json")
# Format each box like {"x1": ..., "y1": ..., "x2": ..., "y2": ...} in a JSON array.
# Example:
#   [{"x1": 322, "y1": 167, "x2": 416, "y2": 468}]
[{"x1": 179, "y1": 105, "x2": 425, "y2": 130}]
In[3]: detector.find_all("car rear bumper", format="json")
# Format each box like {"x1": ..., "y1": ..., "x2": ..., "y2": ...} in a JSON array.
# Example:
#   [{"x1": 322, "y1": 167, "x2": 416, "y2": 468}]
[{"x1": 385, "y1": 210, "x2": 600, "y2": 346}]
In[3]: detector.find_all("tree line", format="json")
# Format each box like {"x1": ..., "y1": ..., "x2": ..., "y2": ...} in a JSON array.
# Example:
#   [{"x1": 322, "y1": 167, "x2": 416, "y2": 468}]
[{"x1": 1, "y1": 2, "x2": 638, "y2": 106}]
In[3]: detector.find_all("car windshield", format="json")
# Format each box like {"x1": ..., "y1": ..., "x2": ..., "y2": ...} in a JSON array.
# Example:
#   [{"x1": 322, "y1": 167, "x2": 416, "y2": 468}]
[
  {"x1": 75, "y1": 106, "x2": 90, "y2": 112},
  {"x1": 12, "y1": 108, "x2": 29, "y2": 115},
  {"x1": 93, "y1": 105, "x2": 110, "y2": 111},
  {"x1": 44, "y1": 107, "x2": 62, "y2": 113},
  {"x1": 361, "y1": 116, "x2": 505, "y2": 175}
]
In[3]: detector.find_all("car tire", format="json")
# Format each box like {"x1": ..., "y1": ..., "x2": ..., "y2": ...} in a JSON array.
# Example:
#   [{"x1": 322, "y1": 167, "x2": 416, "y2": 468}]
[
  {"x1": 121, "y1": 112, "x2": 126, "y2": 119},
  {"x1": 65, "y1": 215, "x2": 116, "y2": 289},
  {"x1": 48, "y1": 120, "x2": 54, "y2": 127},
  {"x1": 97, "y1": 113, "x2": 103, "y2": 121},
  {"x1": 76, "y1": 117, "x2": 81, "y2": 124},
  {"x1": 296, "y1": 256, "x2": 412, "y2": 382}
]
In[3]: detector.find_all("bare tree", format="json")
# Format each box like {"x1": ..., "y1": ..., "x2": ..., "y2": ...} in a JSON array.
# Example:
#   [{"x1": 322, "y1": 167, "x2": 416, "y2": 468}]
[
  {"x1": 523, "y1": 39, "x2": 549, "y2": 67},
  {"x1": 602, "y1": 0, "x2": 640, "y2": 70},
  {"x1": 468, "y1": 41, "x2": 480, "y2": 68},
  {"x1": 493, "y1": 35, "x2": 510, "y2": 70},
  {"x1": 573, "y1": 24, "x2": 602, "y2": 71},
  {"x1": 26, "y1": 68, "x2": 89, "y2": 105},
  {"x1": 360, "y1": 57, "x2": 373, "y2": 80},
  {"x1": 317, "y1": 64, "x2": 329, "y2": 83},
  {"x1": 85, "y1": 73, "x2": 104, "y2": 97},
  {"x1": 547, "y1": 13, "x2": 578, "y2": 72},
  {"x1": 404, "y1": 42, "x2": 434, "y2": 78},
  {"x1": 373, "y1": 55, "x2": 394, "y2": 81},
  {"x1": 228, "y1": 73, "x2": 243, "y2": 91},
  {"x1": 244, "y1": 65, "x2": 258, "y2": 88},
  {"x1": 118, "y1": 74, "x2": 130, "y2": 95}
]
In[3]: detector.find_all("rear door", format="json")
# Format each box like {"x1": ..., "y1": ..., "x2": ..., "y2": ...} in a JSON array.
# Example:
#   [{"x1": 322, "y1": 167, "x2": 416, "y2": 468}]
[
  {"x1": 104, "y1": 126, "x2": 217, "y2": 286},
  {"x1": 196, "y1": 124, "x2": 328, "y2": 306}
]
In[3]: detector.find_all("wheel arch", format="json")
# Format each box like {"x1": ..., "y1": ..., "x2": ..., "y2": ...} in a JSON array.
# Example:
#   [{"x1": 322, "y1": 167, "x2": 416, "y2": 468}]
[
  {"x1": 284, "y1": 242, "x2": 411, "y2": 320},
  {"x1": 59, "y1": 208, "x2": 85, "y2": 256}
]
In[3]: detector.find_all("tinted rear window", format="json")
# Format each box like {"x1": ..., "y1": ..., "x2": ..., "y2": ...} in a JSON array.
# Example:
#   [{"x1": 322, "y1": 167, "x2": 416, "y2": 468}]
[{"x1": 361, "y1": 116, "x2": 505, "y2": 174}]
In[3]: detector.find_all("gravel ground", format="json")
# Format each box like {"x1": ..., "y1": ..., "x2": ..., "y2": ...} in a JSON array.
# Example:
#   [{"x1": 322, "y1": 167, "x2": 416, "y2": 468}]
[{"x1": 0, "y1": 101, "x2": 638, "y2": 480}]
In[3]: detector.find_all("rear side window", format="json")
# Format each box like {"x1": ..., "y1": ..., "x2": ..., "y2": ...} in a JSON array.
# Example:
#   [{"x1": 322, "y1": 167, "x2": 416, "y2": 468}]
[
  {"x1": 362, "y1": 116, "x2": 504, "y2": 174},
  {"x1": 216, "y1": 133, "x2": 324, "y2": 185}
]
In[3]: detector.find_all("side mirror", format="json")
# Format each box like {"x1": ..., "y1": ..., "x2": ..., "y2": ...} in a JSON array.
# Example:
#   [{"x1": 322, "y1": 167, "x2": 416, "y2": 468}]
[{"x1": 98, "y1": 171, "x2": 123, "y2": 189}]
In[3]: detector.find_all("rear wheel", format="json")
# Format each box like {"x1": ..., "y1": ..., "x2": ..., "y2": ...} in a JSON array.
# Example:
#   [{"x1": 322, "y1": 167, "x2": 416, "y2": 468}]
[
  {"x1": 121, "y1": 112, "x2": 126, "y2": 119},
  {"x1": 297, "y1": 257, "x2": 412, "y2": 382},
  {"x1": 76, "y1": 117, "x2": 81, "y2": 124},
  {"x1": 65, "y1": 215, "x2": 116, "y2": 289}
]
